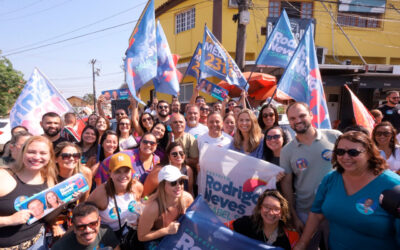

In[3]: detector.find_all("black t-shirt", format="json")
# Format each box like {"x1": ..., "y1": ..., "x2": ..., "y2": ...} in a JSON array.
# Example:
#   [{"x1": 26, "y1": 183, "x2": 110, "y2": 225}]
[
  {"x1": 378, "y1": 105, "x2": 400, "y2": 130},
  {"x1": 52, "y1": 225, "x2": 119, "y2": 250},
  {"x1": 232, "y1": 216, "x2": 291, "y2": 250},
  {"x1": 52, "y1": 136, "x2": 69, "y2": 149}
]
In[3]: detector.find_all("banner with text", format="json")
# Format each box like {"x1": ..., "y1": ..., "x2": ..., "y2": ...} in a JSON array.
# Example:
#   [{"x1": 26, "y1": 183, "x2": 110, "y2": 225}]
[
  {"x1": 198, "y1": 144, "x2": 284, "y2": 223},
  {"x1": 158, "y1": 196, "x2": 280, "y2": 249},
  {"x1": 15, "y1": 173, "x2": 89, "y2": 224},
  {"x1": 10, "y1": 68, "x2": 72, "y2": 135}
]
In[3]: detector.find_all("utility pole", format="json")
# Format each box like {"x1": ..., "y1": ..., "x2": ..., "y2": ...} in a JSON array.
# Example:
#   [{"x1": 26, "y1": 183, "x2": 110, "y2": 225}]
[
  {"x1": 91, "y1": 59, "x2": 100, "y2": 114},
  {"x1": 235, "y1": 0, "x2": 250, "y2": 71}
]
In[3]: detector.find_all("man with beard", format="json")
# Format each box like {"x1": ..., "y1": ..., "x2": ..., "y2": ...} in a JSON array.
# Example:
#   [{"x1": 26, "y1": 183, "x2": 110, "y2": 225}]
[
  {"x1": 40, "y1": 112, "x2": 68, "y2": 148},
  {"x1": 280, "y1": 102, "x2": 341, "y2": 250},
  {"x1": 171, "y1": 98, "x2": 181, "y2": 114},
  {"x1": 185, "y1": 105, "x2": 208, "y2": 139},
  {"x1": 52, "y1": 202, "x2": 119, "y2": 250},
  {"x1": 378, "y1": 90, "x2": 400, "y2": 130},
  {"x1": 156, "y1": 100, "x2": 171, "y2": 126}
]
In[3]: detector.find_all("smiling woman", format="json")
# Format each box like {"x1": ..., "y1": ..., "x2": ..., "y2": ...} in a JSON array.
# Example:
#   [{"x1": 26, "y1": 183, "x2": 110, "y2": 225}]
[{"x1": 0, "y1": 136, "x2": 57, "y2": 249}]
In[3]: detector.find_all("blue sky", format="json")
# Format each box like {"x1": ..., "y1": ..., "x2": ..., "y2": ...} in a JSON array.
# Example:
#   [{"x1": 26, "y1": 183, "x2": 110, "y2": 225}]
[{"x1": 0, "y1": 0, "x2": 147, "y2": 98}]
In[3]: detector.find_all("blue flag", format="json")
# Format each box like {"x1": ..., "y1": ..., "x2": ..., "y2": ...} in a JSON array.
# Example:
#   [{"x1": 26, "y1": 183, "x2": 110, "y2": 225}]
[
  {"x1": 158, "y1": 196, "x2": 281, "y2": 249},
  {"x1": 125, "y1": 0, "x2": 157, "y2": 104},
  {"x1": 277, "y1": 24, "x2": 331, "y2": 129},
  {"x1": 256, "y1": 10, "x2": 297, "y2": 68},
  {"x1": 185, "y1": 42, "x2": 202, "y2": 79},
  {"x1": 153, "y1": 20, "x2": 180, "y2": 96},
  {"x1": 200, "y1": 25, "x2": 248, "y2": 90}
]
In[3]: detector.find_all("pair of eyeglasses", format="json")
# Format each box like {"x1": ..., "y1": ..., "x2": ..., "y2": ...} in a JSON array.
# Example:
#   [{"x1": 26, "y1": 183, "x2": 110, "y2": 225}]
[
  {"x1": 228, "y1": 103, "x2": 236, "y2": 106},
  {"x1": 200, "y1": 107, "x2": 210, "y2": 112},
  {"x1": 391, "y1": 96, "x2": 400, "y2": 100},
  {"x1": 142, "y1": 117, "x2": 152, "y2": 122},
  {"x1": 261, "y1": 205, "x2": 281, "y2": 214},
  {"x1": 266, "y1": 134, "x2": 281, "y2": 141},
  {"x1": 169, "y1": 179, "x2": 185, "y2": 187},
  {"x1": 119, "y1": 123, "x2": 130, "y2": 126},
  {"x1": 375, "y1": 131, "x2": 392, "y2": 137},
  {"x1": 334, "y1": 148, "x2": 364, "y2": 157},
  {"x1": 262, "y1": 113, "x2": 274, "y2": 118},
  {"x1": 158, "y1": 105, "x2": 169, "y2": 110},
  {"x1": 75, "y1": 220, "x2": 99, "y2": 231},
  {"x1": 141, "y1": 140, "x2": 157, "y2": 146},
  {"x1": 60, "y1": 153, "x2": 81, "y2": 160},
  {"x1": 171, "y1": 151, "x2": 184, "y2": 158}
]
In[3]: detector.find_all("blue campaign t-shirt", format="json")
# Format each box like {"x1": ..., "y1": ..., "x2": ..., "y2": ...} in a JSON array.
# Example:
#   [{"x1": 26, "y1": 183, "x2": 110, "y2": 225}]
[{"x1": 312, "y1": 170, "x2": 400, "y2": 250}]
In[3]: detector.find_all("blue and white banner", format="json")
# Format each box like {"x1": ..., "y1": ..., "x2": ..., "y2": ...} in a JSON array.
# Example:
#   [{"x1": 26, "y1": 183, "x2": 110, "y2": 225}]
[
  {"x1": 256, "y1": 9, "x2": 297, "y2": 68},
  {"x1": 158, "y1": 196, "x2": 281, "y2": 249},
  {"x1": 10, "y1": 68, "x2": 73, "y2": 135},
  {"x1": 339, "y1": 0, "x2": 386, "y2": 13},
  {"x1": 277, "y1": 23, "x2": 331, "y2": 129},
  {"x1": 198, "y1": 144, "x2": 284, "y2": 223},
  {"x1": 200, "y1": 25, "x2": 248, "y2": 90},
  {"x1": 185, "y1": 42, "x2": 202, "y2": 80}
]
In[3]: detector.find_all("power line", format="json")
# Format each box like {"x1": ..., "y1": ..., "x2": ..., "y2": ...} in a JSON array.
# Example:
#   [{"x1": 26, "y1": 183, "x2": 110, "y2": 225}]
[
  {"x1": 4, "y1": 1, "x2": 147, "y2": 53},
  {"x1": 0, "y1": 0, "x2": 44, "y2": 16},
  {"x1": 2, "y1": 20, "x2": 138, "y2": 57}
]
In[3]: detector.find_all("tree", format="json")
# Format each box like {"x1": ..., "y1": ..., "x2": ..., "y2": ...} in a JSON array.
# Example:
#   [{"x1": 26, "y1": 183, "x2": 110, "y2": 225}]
[
  {"x1": 83, "y1": 93, "x2": 94, "y2": 104},
  {"x1": 0, "y1": 56, "x2": 25, "y2": 116}
]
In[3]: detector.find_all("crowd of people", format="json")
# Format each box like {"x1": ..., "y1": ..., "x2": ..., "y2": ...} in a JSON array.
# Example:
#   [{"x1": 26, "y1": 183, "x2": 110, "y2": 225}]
[{"x1": 1, "y1": 89, "x2": 400, "y2": 250}]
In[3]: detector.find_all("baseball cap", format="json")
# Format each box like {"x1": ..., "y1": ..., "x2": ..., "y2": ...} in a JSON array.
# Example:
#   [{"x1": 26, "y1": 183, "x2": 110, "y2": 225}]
[
  {"x1": 109, "y1": 153, "x2": 132, "y2": 173},
  {"x1": 158, "y1": 165, "x2": 188, "y2": 183}
]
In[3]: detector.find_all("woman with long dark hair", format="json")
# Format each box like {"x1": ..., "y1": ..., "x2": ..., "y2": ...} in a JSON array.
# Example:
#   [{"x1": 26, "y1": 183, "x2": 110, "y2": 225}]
[
  {"x1": 77, "y1": 125, "x2": 99, "y2": 168},
  {"x1": 93, "y1": 130, "x2": 119, "y2": 185},
  {"x1": 262, "y1": 126, "x2": 288, "y2": 166},
  {"x1": 372, "y1": 121, "x2": 400, "y2": 172}
]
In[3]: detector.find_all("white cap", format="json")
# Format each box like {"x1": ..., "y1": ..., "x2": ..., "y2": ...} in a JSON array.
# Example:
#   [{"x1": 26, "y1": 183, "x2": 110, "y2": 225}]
[{"x1": 158, "y1": 165, "x2": 188, "y2": 183}]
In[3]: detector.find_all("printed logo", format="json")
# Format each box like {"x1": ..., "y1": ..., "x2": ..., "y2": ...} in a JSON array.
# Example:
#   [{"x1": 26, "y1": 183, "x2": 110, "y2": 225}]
[
  {"x1": 356, "y1": 198, "x2": 377, "y2": 215},
  {"x1": 386, "y1": 110, "x2": 393, "y2": 115},
  {"x1": 109, "y1": 207, "x2": 121, "y2": 219},
  {"x1": 128, "y1": 200, "x2": 141, "y2": 214},
  {"x1": 321, "y1": 149, "x2": 332, "y2": 161},
  {"x1": 242, "y1": 178, "x2": 267, "y2": 193},
  {"x1": 296, "y1": 158, "x2": 308, "y2": 170}
]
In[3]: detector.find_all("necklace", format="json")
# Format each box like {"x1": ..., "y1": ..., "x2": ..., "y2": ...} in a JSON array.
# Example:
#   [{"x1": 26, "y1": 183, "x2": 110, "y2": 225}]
[{"x1": 263, "y1": 227, "x2": 278, "y2": 245}]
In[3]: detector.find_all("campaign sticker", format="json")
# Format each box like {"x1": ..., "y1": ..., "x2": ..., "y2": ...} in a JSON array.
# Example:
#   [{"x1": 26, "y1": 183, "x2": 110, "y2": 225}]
[
  {"x1": 356, "y1": 198, "x2": 377, "y2": 215},
  {"x1": 321, "y1": 149, "x2": 332, "y2": 161},
  {"x1": 109, "y1": 207, "x2": 122, "y2": 219},
  {"x1": 296, "y1": 158, "x2": 308, "y2": 170}
]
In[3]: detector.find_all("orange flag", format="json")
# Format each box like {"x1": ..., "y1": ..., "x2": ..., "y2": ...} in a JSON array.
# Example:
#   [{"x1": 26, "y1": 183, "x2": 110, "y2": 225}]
[{"x1": 345, "y1": 84, "x2": 375, "y2": 134}]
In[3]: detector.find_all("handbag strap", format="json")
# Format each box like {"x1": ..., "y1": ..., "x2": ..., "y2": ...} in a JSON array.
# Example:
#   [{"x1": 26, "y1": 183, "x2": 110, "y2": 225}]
[{"x1": 112, "y1": 188, "x2": 123, "y2": 231}]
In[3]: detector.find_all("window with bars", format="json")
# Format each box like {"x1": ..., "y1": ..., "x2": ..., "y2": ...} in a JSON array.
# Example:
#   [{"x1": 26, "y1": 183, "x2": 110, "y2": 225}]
[
  {"x1": 268, "y1": 1, "x2": 313, "y2": 19},
  {"x1": 175, "y1": 8, "x2": 195, "y2": 34},
  {"x1": 337, "y1": 12, "x2": 381, "y2": 28},
  {"x1": 178, "y1": 83, "x2": 194, "y2": 103}
]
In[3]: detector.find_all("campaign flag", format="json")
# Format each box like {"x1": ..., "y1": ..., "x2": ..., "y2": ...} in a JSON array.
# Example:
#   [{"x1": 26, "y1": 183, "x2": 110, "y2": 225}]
[
  {"x1": 125, "y1": 0, "x2": 157, "y2": 104},
  {"x1": 153, "y1": 20, "x2": 180, "y2": 96},
  {"x1": 345, "y1": 84, "x2": 375, "y2": 133},
  {"x1": 10, "y1": 68, "x2": 72, "y2": 135},
  {"x1": 200, "y1": 25, "x2": 248, "y2": 90},
  {"x1": 256, "y1": 9, "x2": 297, "y2": 68},
  {"x1": 198, "y1": 144, "x2": 284, "y2": 223},
  {"x1": 158, "y1": 195, "x2": 280, "y2": 249},
  {"x1": 185, "y1": 42, "x2": 203, "y2": 79},
  {"x1": 277, "y1": 24, "x2": 331, "y2": 129}
]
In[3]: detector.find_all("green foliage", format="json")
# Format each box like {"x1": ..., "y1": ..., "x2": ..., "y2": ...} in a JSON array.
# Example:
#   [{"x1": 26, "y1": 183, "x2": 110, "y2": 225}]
[
  {"x1": 0, "y1": 56, "x2": 25, "y2": 116},
  {"x1": 83, "y1": 93, "x2": 94, "y2": 104}
]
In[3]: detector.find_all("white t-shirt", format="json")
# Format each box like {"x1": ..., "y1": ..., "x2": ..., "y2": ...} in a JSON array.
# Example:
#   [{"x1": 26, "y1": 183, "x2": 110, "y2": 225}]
[
  {"x1": 185, "y1": 123, "x2": 208, "y2": 139},
  {"x1": 197, "y1": 132, "x2": 232, "y2": 151},
  {"x1": 382, "y1": 147, "x2": 400, "y2": 172},
  {"x1": 119, "y1": 135, "x2": 138, "y2": 150}
]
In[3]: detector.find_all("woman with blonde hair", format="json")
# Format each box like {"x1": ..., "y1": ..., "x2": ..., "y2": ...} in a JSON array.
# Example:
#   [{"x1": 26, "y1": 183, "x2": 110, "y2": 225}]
[
  {"x1": 138, "y1": 165, "x2": 193, "y2": 249},
  {"x1": 230, "y1": 109, "x2": 264, "y2": 158},
  {"x1": 0, "y1": 136, "x2": 57, "y2": 249}
]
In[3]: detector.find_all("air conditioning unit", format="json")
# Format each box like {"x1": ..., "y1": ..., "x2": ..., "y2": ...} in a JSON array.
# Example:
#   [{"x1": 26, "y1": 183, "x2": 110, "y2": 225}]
[{"x1": 316, "y1": 47, "x2": 328, "y2": 64}]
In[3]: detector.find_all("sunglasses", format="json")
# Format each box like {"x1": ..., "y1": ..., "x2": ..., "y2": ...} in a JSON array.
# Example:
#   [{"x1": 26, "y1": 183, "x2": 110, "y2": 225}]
[
  {"x1": 334, "y1": 148, "x2": 364, "y2": 157},
  {"x1": 119, "y1": 123, "x2": 130, "y2": 126},
  {"x1": 200, "y1": 107, "x2": 210, "y2": 112},
  {"x1": 141, "y1": 139, "x2": 157, "y2": 146},
  {"x1": 169, "y1": 179, "x2": 185, "y2": 187},
  {"x1": 158, "y1": 105, "x2": 169, "y2": 110},
  {"x1": 171, "y1": 151, "x2": 185, "y2": 158},
  {"x1": 75, "y1": 220, "x2": 99, "y2": 231},
  {"x1": 266, "y1": 134, "x2": 281, "y2": 141},
  {"x1": 142, "y1": 117, "x2": 152, "y2": 122},
  {"x1": 375, "y1": 131, "x2": 392, "y2": 137},
  {"x1": 60, "y1": 153, "x2": 81, "y2": 160},
  {"x1": 262, "y1": 113, "x2": 274, "y2": 118}
]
